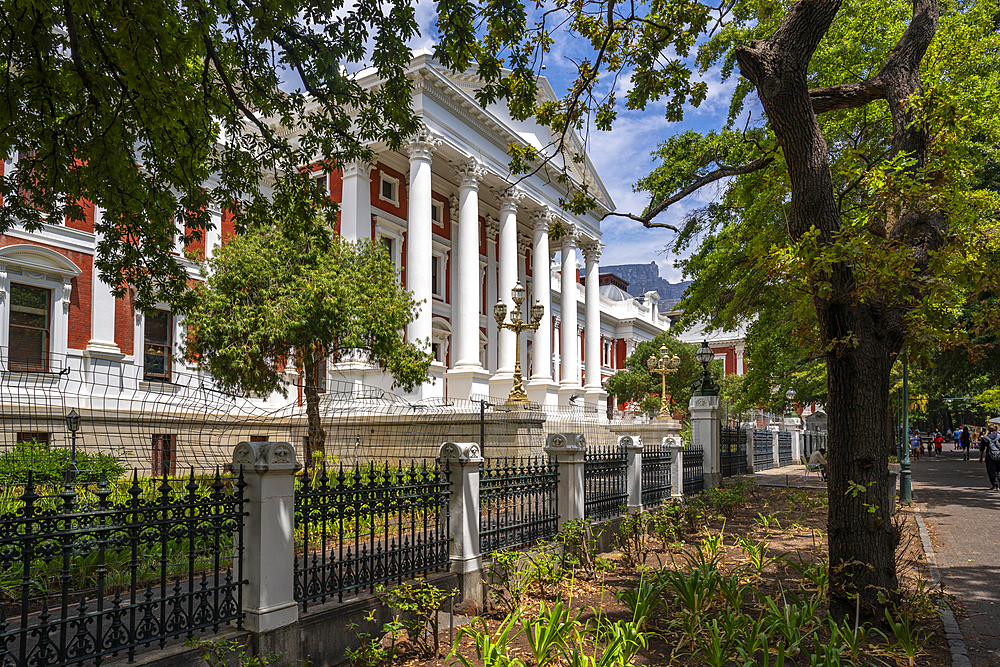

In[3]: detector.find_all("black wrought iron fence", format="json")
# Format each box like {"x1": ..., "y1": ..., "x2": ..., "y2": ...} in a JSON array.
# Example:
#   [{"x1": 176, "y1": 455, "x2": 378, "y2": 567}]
[
  {"x1": 584, "y1": 445, "x2": 627, "y2": 522},
  {"x1": 754, "y1": 429, "x2": 774, "y2": 471},
  {"x1": 720, "y1": 426, "x2": 748, "y2": 477},
  {"x1": 0, "y1": 468, "x2": 245, "y2": 667},
  {"x1": 683, "y1": 443, "x2": 704, "y2": 494},
  {"x1": 778, "y1": 432, "x2": 793, "y2": 467},
  {"x1": 479, "y1": 457, "x2": 558, "y2": 554},
  {"x1": 293, "y1": 461, "x2": 451, "y2": 611},
  {"x1": 641, "y1": 442, "x2": 671, "y2": 507}
]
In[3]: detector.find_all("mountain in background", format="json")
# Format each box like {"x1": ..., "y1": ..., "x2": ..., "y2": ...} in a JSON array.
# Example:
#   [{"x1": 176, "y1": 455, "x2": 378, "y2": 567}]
[{"x1": 599, "y1": 262, "x2": 691, "y2": 305}]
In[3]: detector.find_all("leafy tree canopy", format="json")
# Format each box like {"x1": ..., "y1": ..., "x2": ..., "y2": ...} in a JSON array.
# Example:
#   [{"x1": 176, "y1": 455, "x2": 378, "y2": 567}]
[{"x1": 0, "y1": 0, "x2": 512, "y2": 309}]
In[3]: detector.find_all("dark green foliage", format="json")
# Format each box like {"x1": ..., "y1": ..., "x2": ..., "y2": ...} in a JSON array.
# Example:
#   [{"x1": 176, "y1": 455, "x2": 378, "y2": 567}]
[{"x1": 0, "y1": 441, "x2": 126, "y2": 486}]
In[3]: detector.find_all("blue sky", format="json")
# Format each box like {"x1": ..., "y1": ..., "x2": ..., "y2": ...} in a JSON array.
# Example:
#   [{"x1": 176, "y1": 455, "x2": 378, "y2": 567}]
[{"x1": 407, "y1": 1, "x2": 749, "y2": 284}]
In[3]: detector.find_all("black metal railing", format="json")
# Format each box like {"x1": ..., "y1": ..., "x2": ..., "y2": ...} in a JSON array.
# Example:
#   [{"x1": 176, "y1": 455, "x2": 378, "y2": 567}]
[
  {"x1": 293, "y1": 462, "x2": 451, "y2": 611},
  {"x1": 683, "y1": 443, "x2": 704, "y2": 495},
  {"x1": 0, "y1": 468, "x2": 245, "y2": 667},
  {"x1": 720, "y1": 426, "x2": 748, "y2": 477},
  {"x1": 479, "y1": 457, "x2": 558, "y2": 554},
  {"x1": 641, "y1": 442, "x2": 671, "y2": 507},
  {"x1": 753, "y1": 429, "x2": 774, "y2": 471},
  {"x1": 584, "y1": 445, "x2": 627, "y2": 522},
  {"x1": 778, "y1": 431, "x2": 792, "y2": 467}
]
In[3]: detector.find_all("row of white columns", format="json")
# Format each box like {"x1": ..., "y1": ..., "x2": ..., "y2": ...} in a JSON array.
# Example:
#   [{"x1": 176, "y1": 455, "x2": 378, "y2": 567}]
[{"x1": 336, "y1": 122, "x2": 607, "y2": 404}]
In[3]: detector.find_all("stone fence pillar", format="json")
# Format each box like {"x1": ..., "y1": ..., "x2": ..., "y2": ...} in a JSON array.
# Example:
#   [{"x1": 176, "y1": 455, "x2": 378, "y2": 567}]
[
  {"x1": 665, "y1": 436, "x2": 684, "y2": 499},
  {"x1": 230, "y1": 441, "x2": 301, "y2": 651},
  {"x1": 689, "y1": 395, "x2": 721, "y2": 488},
  {"x1": 745, "y1": 428, "x2": 755, "y2": 473},
  {"x1": 545, "y1": 433, "x2": 587, "y2": 527},
  {"x1": 785, "y1": 417, "x2": 803, "y2": 461},
  {"x1": 771, "y1": 425, "x2": 781, "y2": 467},
  {"x1": 620, "y1": 435, "x2": 643, "y2": 512},
  {"x1": 438, "y1": 441, "x2": 484, "y2": 604}
]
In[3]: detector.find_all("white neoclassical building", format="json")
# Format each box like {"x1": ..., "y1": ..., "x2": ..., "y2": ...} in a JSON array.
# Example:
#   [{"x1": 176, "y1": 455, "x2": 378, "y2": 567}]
[{"x1": 0, "y1": 51, "x2": 672, "y2": 419}]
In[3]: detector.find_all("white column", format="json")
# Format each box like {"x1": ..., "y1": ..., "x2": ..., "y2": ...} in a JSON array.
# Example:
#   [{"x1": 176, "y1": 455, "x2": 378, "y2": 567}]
[
  {"x1": 581, "y1": 240, "x2": 604, "y2": 401},
  {"x1": 666, "y1": 436, "x2": 684, "y2": 499},
  {"x1": 485, "y1": 216, "x2": 499, "y2": 373},
  {"x1": 558, "y1": 227, "x2": 580, "y2": 404},
  {"x1": 527, "y1": 209, "x2": 557, "y2": 405},
  {"x1": 621, "y1": 435, "x2": 643, "y2": 513},
  {"x1": 85, "y1": 218, "x2": 122, "y2": 358},
  {"x1": 446, "y1": 160, "x2": 491, "y2": 399},
  {"x1": 340, "y1": 159, "x2": 375, "y2": 241},
  {"x1": 495, "y1": 188, "x2": 523, "y2": 380},
  {"x1": 404, "y1": 124, "x2": 440, "y2": 353}
]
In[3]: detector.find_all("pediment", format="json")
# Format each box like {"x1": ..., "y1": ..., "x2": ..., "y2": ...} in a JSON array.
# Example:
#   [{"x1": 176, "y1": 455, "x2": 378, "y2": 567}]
[{"x1": 0, "y1": 244, "x2": 82, "y2": 278}]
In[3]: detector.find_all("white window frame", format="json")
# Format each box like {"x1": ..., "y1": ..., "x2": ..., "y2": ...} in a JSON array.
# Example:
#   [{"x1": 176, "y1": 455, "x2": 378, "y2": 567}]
[
  {"x1": 374, "y1": 215, "x2": 405, "y2": 272},
  {"x1": 379, "y1": 172, "x2": 399, "y2": 207},
  {"x1": 314, "y1": 172, "x2": 329, "y2": 197},
  {"x1": 135, "y1": 300, "x2": 184, "y2": 386},
  {"x1": 431, "y1": 317, "x2": 452, "y2": 365},
  {"x1": 431, "y1": 200, "x2": 445, "y2": 229},
  {"x1": 0, "y1": 245, "x2": 80, "y2": 370}
]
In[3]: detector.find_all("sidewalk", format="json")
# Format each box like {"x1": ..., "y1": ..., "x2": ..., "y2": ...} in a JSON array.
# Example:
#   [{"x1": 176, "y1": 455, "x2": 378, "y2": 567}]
[
  {"x1": 751, "y1": 463, "x2": 827, "y2": 489},
  {"x1": 911, "y1": 450, "x2": 1000, "y2": 667}
]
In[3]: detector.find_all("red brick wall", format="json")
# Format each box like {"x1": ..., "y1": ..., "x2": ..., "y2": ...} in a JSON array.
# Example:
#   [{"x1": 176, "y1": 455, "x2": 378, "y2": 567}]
[
  {"x1": 114, "y1": 295, "x2": 134, "y2": 356},
  {"x1": 0, "y1": 235, "x2": 93, "y2": 350},
  {"x1": 65, "y1": 200, "x2": 95, "y2": 234},
  {"x1": 371, "y1": 163, "x2": 407, "y2": 218}
]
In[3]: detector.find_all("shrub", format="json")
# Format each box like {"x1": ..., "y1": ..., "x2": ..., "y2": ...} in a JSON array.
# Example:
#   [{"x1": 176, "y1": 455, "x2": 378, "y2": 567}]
[
  {"x1": 0, "y1": 441, "x2": 126, "y2": 486},
  {"x1": 375, "y1": 579, "x2": 456, "y2": 658}
]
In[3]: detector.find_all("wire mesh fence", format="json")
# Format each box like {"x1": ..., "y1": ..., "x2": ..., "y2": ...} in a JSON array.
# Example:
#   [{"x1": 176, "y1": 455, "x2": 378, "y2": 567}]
[
  {"x1": 479, "y1": 457, "x2": 559, "y2": 554},
  {"x1": 292, "y1": 461, "x2": 451, "y2": 611},
  {"x1": 0, "y1": 468, "x2": 245, "y2": 667}
]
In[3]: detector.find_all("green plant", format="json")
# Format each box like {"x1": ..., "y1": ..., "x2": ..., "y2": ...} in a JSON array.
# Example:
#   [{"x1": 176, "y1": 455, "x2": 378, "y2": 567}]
[
  {"x1": 0, "y1": 441, "x2": 127, "y2": 486},
  {"x1": 734, "y1": 535, "x2": 785, "y2": 583},
  {"x1": 375, "y1": 580, "x2": 456, "y2": 658},
  {"x1": 826, "y1": 614, "x2": 868, "y2": 665},
  {"x1": 450, "y1": 613, "x2": 526, "y2": 667},
  {"x1": 524, "y1": 599, "x2": 580, "y2": 667},
  {"x1": 692, "y1": 610, "x2": 743, "y2": 667},
  {"x1": 703, "y1": 485, "x2": 747, "y2": 518},
  {"x1": 761, "y1": 594, "x2": 817, "y2": 655},
  {"x1": 592, "y1": 618, "x2": 648, "y2": 667},
  {"x1": 523, "y1": 548, "x2": 564, "y2": 598},
  {"x1": 186, "y1": 637, "x2": 284, "y2": 667},
  {"x1": 613, "y1": 577, "x2": 664, "y2": 631},
  {"x1": 650, "y1": 502, "x2": 686, "y2": 544},
  {"x1": 615, "y1": 510, "x2": 652, "y2": 566},
  {"x1": 753, "y1": 511, "x2": 782, "y2": 532},
  {"x1": 553, "y1": 519, "x2": 601, "y2": 573},
  {"x1": 486, "y1": 551, "x2": 534, "y2": 615},
  {"x1": 344, "y1": 610, "x2": 403, "y2": 667},
  {"x1": 657, "y1": 565, "x2": 719, "y2": 629},
  {"x1": 876, "y1": 607, "x2": 928, "y2": 667}
]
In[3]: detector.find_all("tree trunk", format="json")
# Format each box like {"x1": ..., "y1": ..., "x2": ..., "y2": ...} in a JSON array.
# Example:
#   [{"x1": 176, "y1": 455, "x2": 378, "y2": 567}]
[
  {"x1": 818, "y1": 297, "x2": 900, "y2": 614},
  {"x1": 303, "y1": 358, "x2": 326, "y2": 467}
]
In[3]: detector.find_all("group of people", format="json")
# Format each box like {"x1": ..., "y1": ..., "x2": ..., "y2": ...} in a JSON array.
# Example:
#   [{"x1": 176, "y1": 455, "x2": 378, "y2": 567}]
[{"x1": 907, "y1": 423, "x2": 1000, "y2": 490}]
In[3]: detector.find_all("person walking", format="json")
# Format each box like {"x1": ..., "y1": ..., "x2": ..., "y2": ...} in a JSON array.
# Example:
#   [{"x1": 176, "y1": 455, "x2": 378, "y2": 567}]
[
  {"x1": 960, "y1": 426, "x2": 971, "y2": 461},
  {"x1": 909, "y1": 431, "x2": 922, "y2": 461},
  {"x1": 933, "y1": 430, "x2": 944, "y2": 457},
  {"x1": 978, "y1": 424, "x2": 1000, "y2": 490}
]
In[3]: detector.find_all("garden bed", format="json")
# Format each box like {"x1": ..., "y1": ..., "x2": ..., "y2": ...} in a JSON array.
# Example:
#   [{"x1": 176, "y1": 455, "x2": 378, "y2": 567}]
[{"x1": 353, "y1": 481, "x2": 950, "y2": 667}]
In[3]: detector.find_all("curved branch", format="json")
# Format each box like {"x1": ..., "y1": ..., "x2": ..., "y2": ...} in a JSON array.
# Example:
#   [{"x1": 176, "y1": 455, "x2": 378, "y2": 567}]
[
  {"x1": 810, "y1": 81, "x2": 885, "y2": 114},
  {"x1": 603, "y1": 155, "x2": 774, "y2": 226}
]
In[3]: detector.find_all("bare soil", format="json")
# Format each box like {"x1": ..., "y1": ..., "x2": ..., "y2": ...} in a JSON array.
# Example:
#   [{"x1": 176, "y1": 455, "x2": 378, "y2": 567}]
[{"x1": 380, "y1": 487, "x2": 951, "y2": 667}]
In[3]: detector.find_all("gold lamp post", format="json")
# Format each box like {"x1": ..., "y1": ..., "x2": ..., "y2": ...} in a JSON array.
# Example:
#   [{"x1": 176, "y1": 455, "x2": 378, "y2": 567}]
[
  {"x1": 494, "y1": 281, "x2": 544, "y2": 406},
  {"x1": 646, "y1": 345, "x2": 681, "y2": 420}
]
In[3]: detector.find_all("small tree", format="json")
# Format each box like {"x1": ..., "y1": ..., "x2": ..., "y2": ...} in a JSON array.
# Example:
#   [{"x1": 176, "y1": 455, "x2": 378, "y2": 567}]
[
  {"x1": 182, "y1": 225, "x2": 432, "y2": 457},
  {"x1": 605, "y1": 335, "x2": 716, "y2": 417}
]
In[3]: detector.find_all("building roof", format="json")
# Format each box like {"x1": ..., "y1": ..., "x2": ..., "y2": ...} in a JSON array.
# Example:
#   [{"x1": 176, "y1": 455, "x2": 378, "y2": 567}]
[{"x1": 599, "y1": 283, "x2": 635, "y2": 302}]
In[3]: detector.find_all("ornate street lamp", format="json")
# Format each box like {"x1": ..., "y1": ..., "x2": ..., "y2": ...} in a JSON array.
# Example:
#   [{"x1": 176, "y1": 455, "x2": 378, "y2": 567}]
[
  {"x1": 494, "y1": 281, "x2": 544, "y2": 406},
  {"x1": 785, "y1": 388, "x2": 797, "y2": 417},
  {"x1": 65, "y1": 408, "x2": 81, "y2": 483},
  {"x1": 692, "y1": 340, "x2": 719, "y2": 397},
  {"x1": 646, "y1": 345, "x2": 681, "y2": 420}
]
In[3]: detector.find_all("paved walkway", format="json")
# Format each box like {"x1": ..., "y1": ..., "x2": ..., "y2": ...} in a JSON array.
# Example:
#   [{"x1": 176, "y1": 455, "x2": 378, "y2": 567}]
[{"x1": 911, "y1": 449, "x2": 1000, "y2": 667}]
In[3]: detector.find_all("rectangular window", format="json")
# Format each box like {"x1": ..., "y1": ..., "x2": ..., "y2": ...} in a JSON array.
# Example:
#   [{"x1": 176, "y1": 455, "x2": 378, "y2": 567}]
[
  {"x1": 379, "y1": 173, "x2": 399, "y2": 205},
  {"x1": 249, "y1": 435, "x2": 269, "y2": 442},
  {"x1": 431, "y1": 200, "x2": 443, "y2": 227},
  {"x1": 314, "y1": 173, "x2": 328, "y2": 196},
  {"x1": 312, "y1": 359, "x2": 327, "y2": 394},
  {"x1": 380, "y1": 235, "x2": 394, "y2": 260},
  {"x1": 431, "y1": 256, "x2": 441, "y2": 297},
  {"x1": 144, "y1": 310, "x2": 172, "y2": 381},
  {"x1": 431, "y1": 342, "x2": 441, "y2": 362},
  {"x1": 152, "y1": 434, "x2": 177, "y2": 476},
  {"x1": 9, "y1": 283, "x2": 51, "y2": 372},
  {"x1": 16, "y1": 432, "x2": 50, "y2": 445}
]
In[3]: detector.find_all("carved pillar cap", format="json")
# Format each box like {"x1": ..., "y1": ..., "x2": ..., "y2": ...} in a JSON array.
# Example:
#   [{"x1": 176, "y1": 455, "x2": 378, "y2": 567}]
[
  {"x1": 228, "y1": 441, "x2": 301, "y2": 474},
  {"x1": 498, "y1": 186, "x2": 527, "y2": 212},
  {"x1": 579, "y1": 239, "x2": 605, "y2": 263},
  {"x1": 530, "y1": 208, "x2": 552, "y2": 232},
  {"x1": 545, "y1": 432, "x2": 587, "y2": 454},
  {"x1": 619, "y1": 435, "x2": 643, "y2": 451},
  {"x1": 438, "y1": 441, "x2": 484, "y2": 465},
  {"x1": 663, "y1": 436, "x2": 684, "y2": 450},
  {"x1": 404, "y1": 121, "x2": 442, "y2": 161},
  {"x1": 485, "y1": 215, "x2": 501, "y2": 238},
  {"x1": 454, "y1": 159, "x2": 487, "y2": 189}
]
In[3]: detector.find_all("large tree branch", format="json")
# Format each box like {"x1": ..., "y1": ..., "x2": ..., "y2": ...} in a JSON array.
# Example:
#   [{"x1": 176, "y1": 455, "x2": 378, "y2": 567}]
[
  {"x1": 810, "y1": 81, "x2": 885, "y2": 114},
  {"x1": 602, "y1": 155, "x2": 774, "y2": 227}
]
